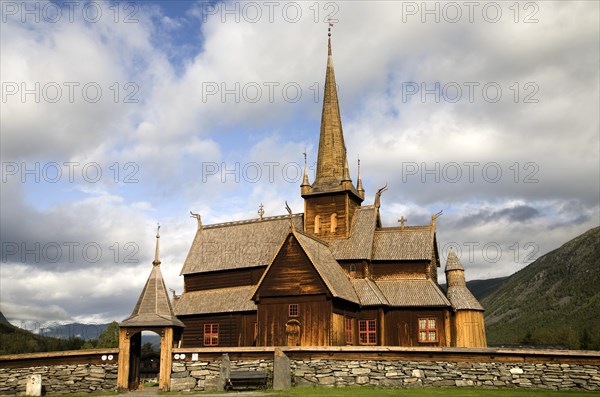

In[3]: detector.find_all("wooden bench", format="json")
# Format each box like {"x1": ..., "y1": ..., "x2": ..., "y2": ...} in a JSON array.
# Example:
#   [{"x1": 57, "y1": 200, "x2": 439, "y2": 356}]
[{"x1": 225, "y1": 370, "x2": 268, "y2": 391}]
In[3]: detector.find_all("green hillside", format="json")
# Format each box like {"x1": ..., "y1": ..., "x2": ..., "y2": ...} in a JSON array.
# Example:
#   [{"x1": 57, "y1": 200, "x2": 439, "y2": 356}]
[
  {"x1": 482, "y1": 227, "x2": 600, "y2": 349},
  {"x1": 0, "y1": 312, "x2": 86, "y2": 355}
]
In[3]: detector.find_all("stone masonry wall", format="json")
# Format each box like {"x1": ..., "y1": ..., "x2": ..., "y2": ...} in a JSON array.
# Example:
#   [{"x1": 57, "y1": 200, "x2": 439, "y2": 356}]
[
  {"x1": 170, "y1": 357, "x2": 273, "y2": 392},
  {"x1": 291, "y1": 359, "x2": 600, "y2": 391},
  {"x1": 0, "y1": 364, "x2": 117, "y2": 395}
]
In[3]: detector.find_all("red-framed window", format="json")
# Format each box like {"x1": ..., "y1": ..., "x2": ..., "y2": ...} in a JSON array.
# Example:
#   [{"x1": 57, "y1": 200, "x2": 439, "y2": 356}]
[
  {"x1": 418, "y1": 318, "x2": 438, "y2": 343},
  {"x1": 358, "y1": 319, "x2": 377, "y2": 345},
  {"x1": 345, "y1": 317, "x2": 353, "y2": 344},
  {"x1": 289, "y1": 304, "x2": 299, "y2": 317},
  {"x1": 203, "y1": 323, "x2": 219, "y2": 346}
]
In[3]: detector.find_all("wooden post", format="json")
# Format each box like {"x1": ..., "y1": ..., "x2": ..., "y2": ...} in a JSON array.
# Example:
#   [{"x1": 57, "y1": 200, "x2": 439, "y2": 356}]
[
  {"x1": 444, "y1": 310, "x2": 452, "y2": 347},
  {"x1": 378, "y1": 308, "x2": 385, "y2": 346},
  {"x1": 159, "y1": 327, "x2": 174, "y2": 391},
  {"x1": 117, "y1": 328, "x2": 130, "y2": 391}
]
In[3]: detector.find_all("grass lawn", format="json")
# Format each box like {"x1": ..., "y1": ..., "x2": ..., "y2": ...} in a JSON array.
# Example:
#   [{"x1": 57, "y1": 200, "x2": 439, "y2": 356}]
[{"x1": 267, "y1": 387, "x2": 598, "y2": 397}]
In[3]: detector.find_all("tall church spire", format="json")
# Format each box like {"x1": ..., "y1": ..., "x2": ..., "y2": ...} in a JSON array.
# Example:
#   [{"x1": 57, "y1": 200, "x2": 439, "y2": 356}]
[
  {"x1": 302, "y1": 24, "x2": 363, "y2": 239},
  {"x1": 313, "y1": 22, "x2": 349, "y2": 190}
]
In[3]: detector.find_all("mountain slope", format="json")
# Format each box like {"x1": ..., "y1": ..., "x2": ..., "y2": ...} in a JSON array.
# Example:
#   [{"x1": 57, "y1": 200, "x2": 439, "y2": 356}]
[
  {"x1": 0, "y1": 312, "x2": 87, "y2": 355},
  {"x1": 440, "y1": 277, "x2": 508, "y2": 302},
  {"x1": 482, "y1": 227, "x2": 600, "y2": 349}
]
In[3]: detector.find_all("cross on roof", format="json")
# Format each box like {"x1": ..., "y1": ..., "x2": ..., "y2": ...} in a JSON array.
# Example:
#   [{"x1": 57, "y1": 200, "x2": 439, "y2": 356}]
[
  {"x1": 258, "y1": 203, "x2": 264, "y2": 221},
  {"x1": 398, "y1": 216, "x2": 407, "y2": 228}
]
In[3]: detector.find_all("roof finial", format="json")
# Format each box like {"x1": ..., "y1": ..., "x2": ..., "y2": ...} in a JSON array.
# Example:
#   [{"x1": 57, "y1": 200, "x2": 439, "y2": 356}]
[
  {"x1": 398, "y1": 216, "x2": 407, "y2": 229},
  {"x1": 152, "y1": 223, "x2": 161, "y2": 266},
  {"x1": 328, "y1": 19, "x2": 333, "y2": 56},
  {"x1": 301, "y1": 149, "x2": 310, "y2": 190},
  {"x1": 431, "y1": 210, "x2": 443, "y2": 232},
  {"x1": 357, "y1": 155, "x2": 364, "y2": 196},
  {"x1": 258, "y1": 203, "x2": 265, "y2": 221},
  {"x1": 190, "y1": 211, "x2": 202, "y2": 230},
  {"x1": 374, "y1": 183, "x2": 388, "y2": 209},
  {"x1": 285, "y1": 201, "x2": 294, "y2": 230}
]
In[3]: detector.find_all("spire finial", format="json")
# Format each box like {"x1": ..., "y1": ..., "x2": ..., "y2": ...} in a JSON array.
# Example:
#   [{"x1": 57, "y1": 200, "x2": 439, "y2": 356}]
[
  {"x1": 153, "y1": 223, "x2": 161, "y2": 266},
  {"x1": 301, "y1": 149, "x2": 310, "y2": 189},
  {"x1": 328, "y1": 19, "x2": 333, "y2": 56},
  {"x1": 357, "y1": 155, "x2": 365, "y2": 196}
]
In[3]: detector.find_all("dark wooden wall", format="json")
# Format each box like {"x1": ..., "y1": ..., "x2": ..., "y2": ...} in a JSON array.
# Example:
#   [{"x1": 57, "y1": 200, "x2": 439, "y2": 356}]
[
  {"x1": 256, "y1": 235, "x2": 327, "y2": 297},
  {"x1": 370, "y1": 261, "x2": 430, "y2": 280},
  {"x1": 303, "y1": 192, "x2": 361, "y2": 239},
  {"x1": 384, "y1": 308, "x2": 449, "y2": 347},
  {"x1": 184, "y1": 266, "x2": 265, "y2": 292},
  {"x1": 178, "y1": 312, "x2": 256, "y2": 348},
  {"x1": 256, "y1": 295, "x2": 332, "y2": 346}
]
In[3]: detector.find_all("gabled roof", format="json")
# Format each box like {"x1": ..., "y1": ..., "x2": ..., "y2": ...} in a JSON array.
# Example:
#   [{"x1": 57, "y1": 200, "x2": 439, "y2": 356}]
[
  {"x1": 371, "y1": 226, "x2": 434, "y2": 261},
  {"x1": 175, "y1": 286, "x2": 256, "y2": 316},
  {"x1": 293, "y1": 231, "x2": 359, "y2": 303},
  {"x1": 180, "y1": 214, "x2": 303, "y2": 275},
  {"x1": 375, "y1": 279, "x2": 451, "y2": 307},
  {"x1": 351, "y1": 278, "x2": 388, "y2": 306},
  {"x1": 121, "y1": 264, "x2": 184, "y2": 328},
  {"x1": 329, "y1": 206, "x2": 378, "y2": 260},
  {"x1": 251, "y1": 229, "x2": 359, "y2": 304}
]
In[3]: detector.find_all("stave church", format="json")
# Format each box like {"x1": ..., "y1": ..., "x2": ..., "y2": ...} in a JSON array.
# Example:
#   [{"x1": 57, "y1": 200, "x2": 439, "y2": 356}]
[{"x1": 122, "y1": 28, "x2": 486, "y2": 350}]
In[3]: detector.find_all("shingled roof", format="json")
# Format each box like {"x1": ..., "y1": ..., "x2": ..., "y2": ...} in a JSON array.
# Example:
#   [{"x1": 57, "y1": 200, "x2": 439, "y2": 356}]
[
  {"x1": 445, "y1": 250, "x2": 484, "y2": 311},
  {"x1": 175, "y1": 286, "x2": 256, "y2": 316},
  {"x1": 329, "y1": 206, "x2": 378, "y2": 260},
  {"x1": 447, "y1": 286, "x2": 484, "y2": 311},
  {"x1": 180, "y1": 214, "x2": 303, "y2": 275},
  {"x1": 376, "y1": 279, "x2": 451, "y2": 307},
  {"x1": 371, "y1": 226, "x2": 434, "y2": 261},
  {"x1": 293, "y1": 230, "x2": 359, "y2": 303},
  {"x1": 351, "y1": 278, "x2": 388, "y2": 306}
]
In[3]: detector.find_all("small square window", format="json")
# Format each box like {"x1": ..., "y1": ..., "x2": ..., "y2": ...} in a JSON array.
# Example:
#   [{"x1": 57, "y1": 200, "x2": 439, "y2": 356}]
[
  {"x1": 358, "y1": 319, "x2": 377, "y2": 345},
  {"x1": 418, "y1": 318, "x2": 438, "y2": 343},
  {"x1": 289, "y1": 304, "x2": 299, "y2": 317},
  {"x1": 203, "y1": 323, "x2": 219, "y2": 346}
]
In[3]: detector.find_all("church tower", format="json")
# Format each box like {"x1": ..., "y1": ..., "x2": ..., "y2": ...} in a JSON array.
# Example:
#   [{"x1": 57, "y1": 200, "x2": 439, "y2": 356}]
[{"x1": 302, "y1": 25, "x2": 364, "y2": 239}]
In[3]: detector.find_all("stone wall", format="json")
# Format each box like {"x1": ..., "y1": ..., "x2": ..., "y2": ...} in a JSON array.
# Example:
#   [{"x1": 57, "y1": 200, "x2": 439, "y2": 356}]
[
  {"x1": 290, "y1": 359, "x2": 600, "y2": 391},
  {"x1": 170, "y1": 355, "x2": 273, "y2": 392},
  {"x1": 0, "y1": 363, "x2": 117, "y2": 395}
]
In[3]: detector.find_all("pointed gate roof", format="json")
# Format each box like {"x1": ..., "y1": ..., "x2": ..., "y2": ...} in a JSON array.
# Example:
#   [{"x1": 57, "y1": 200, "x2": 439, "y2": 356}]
[{"x1": 121, "y1": 226, "x2": 184, "y2": 328}]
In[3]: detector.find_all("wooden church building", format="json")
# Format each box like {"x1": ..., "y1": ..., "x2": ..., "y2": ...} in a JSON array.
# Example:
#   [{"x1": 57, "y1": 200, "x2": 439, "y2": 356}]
[{"x1": 171, "y1": 30, "x2": 486, "y2": 348}]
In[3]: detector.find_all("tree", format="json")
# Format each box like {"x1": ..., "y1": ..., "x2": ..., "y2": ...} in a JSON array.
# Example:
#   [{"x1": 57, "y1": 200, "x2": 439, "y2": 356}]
[
  {"x1": 580, "y1": 329, "x2": 592, "y2": 350},
  {"x1": 141, "y1": 342, "x2": 156, "y2": 358},
  {"x1": 521, "y1": 331, "x2": 535, "y2": 345},
  {"x1": 97, "y1": 321, "x2": 119, "y2": 348}
]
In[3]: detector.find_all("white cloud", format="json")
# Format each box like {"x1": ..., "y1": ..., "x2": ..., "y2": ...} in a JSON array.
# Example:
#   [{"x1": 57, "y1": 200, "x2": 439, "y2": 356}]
[{"x1": 1, "y1": 0, "x2": 598, "y2": 323}]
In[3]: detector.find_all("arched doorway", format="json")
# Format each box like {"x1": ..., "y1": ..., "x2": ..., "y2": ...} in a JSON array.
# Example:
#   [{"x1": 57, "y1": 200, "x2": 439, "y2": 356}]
[
  {"x1": 117, "y1": 227, "x2": 185, "y2": 391},
  {"x1": 118, "y1": 326, "x2": 182, "y2": 391}
]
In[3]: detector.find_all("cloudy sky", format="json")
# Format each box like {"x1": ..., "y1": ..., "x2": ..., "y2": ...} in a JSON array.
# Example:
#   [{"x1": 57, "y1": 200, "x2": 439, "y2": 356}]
[{"x1": 1, "y1": 0, "x2": 598, "y2": 327}]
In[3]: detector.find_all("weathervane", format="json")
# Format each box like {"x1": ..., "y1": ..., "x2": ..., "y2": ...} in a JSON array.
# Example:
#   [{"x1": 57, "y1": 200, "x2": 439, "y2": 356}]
[{"x1": 258, "y1": 203, "x2": 265, "y2": 221}]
